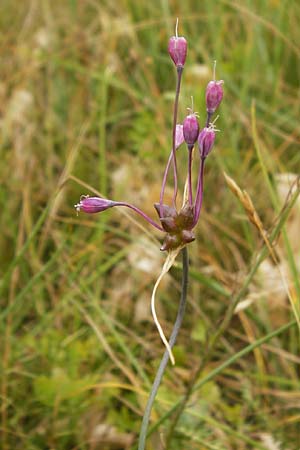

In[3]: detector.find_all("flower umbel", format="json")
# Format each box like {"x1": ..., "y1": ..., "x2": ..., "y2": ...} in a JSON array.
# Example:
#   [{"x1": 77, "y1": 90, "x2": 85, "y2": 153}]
[{"x1": 75, "y1": 58, "x2": 222, "y2": 251}]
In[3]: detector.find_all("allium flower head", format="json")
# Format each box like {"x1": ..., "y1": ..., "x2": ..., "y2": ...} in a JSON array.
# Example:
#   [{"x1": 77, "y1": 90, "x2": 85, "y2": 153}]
[
  {"x1": 75, "y1": 21, "x2": 224, "y2": 385},
  {"x1": 75, "y1": 24, "x2": 223, "y2": 251}
]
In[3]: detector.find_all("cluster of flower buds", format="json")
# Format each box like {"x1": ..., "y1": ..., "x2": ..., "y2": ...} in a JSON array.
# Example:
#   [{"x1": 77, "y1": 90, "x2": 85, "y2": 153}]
[{"x1": 75, "y1": 22, "x2": 223, "y2": 252}]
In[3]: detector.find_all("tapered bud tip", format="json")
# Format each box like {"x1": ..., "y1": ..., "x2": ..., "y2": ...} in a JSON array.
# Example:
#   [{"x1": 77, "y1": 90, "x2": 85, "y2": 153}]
[
  {"x1": 205, "y1": 80, "x2": 224, "y2": 114},
  {"x1": 175, "y1": 124, "x2": 184, "y2": 149},
  {"x1": 183, "y1": 114, "x2": 199, "y2": 146},
  {"x1": 198, "y1": 127, "x2": 216, "y2": 158},
  {"x1": 75, "y1": 195, "x2": 115, "y2": 214},
  {"x1": 168, "y1": 36, "x2": 187, "y2": 68}
]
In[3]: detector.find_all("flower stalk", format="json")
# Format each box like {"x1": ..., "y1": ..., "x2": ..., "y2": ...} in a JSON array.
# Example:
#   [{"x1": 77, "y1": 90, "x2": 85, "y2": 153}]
[{"x1": 138, "y1": 247, "x2": 189, "y2": 450}]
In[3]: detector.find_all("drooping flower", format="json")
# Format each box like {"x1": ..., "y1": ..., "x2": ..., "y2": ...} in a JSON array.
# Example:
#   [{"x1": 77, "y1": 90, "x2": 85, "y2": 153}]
[{"x1": 75, "y1": 196, "x2": 115, "y2": 213}]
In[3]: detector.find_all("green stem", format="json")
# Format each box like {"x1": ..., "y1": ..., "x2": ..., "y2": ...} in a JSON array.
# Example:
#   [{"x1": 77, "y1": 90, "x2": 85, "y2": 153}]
[{"x1": 137, "y1": 247, "x2": 189, "y2": 450}]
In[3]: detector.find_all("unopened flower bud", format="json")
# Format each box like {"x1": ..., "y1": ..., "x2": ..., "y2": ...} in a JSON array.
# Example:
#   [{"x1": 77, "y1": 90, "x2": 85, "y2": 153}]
[
  {"x1": 75, "y1": 196, "x2": 115, "y2": 214},
  {"x1": 183, "y1": 114, "x2": 199, "y2": 147},
  {"x1": 168, "y1": 36, "x2": 187, "y2": 68},
  {"x1": 205, "y1": 80, "x2": 224, "y2": 114},
  {"x1": 175, "y1": 124, "x2": 184, "y2": 149},
  {"x1": 198, "y1": 127, "x2": 216, "y2": 158}
]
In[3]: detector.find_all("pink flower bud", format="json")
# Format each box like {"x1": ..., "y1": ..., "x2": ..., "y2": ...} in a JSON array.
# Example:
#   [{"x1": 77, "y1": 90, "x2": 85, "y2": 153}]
[
  {"x1": 175, "y1": 124, "x2": 184, "y2": 149},
  {"x1": 205, "y1": 80, "x2": 224, "y2": 114},
  {"x1": 198, "y1": 127, "x2": 215, "y2": 158},
  {"x1": 168, "y1": 36, "x2": 187, "y2": 68},
  {"x1": 75, "y1": 196, "x2": 115, "y2": 214},
  {"x1": 183, "y1": 114, "x2": 199, "y2": 147}
]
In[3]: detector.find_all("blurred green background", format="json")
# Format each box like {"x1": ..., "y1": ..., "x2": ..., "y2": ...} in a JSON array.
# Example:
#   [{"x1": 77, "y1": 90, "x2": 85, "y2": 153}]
[{"x1": 1, "y1": 0, "x2": 300, "y2": 449}]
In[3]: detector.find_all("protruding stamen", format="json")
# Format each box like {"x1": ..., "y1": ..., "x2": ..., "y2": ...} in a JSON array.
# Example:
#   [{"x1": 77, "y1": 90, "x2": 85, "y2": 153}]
[{"x1": 213, "y1": 60, "x2": 217, "y2": 81}]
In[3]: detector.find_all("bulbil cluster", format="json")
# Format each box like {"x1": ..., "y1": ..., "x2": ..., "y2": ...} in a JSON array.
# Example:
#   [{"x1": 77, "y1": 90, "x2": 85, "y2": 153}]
[{"x1": 75, "y1": 23, "x2": 224, "y2": 252}]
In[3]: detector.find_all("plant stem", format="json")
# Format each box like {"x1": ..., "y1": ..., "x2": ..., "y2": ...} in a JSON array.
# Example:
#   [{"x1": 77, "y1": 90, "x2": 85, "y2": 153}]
[{"x1": 137, "y1": 247, "x2": 189, "y2": 450}]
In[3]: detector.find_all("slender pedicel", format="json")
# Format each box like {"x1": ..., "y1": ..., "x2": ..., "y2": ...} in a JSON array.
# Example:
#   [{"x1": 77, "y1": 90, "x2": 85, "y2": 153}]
[
  {"x1": 187, "y1": 148, "x2": 193, "y2": 205},
  {"x1": 116, "y1": 202, "x2": 164, "y2": 231},
  {"x1": 159, "y1": 124, "x2": 184, "y2": 217},
  {"x1": 76, "y1": 196, "x2": 164, "y2": 231},
  {"x1": 168, "y1": 20, "x2": 187, "y2": 208},
  {"x1": 171, "y1": 68, "x2": 183, "y2": 207},
  {"x1": 183, "y1": 103, "x2": 200, "y2": 205},
  {"x1": 193, "y1": 156, "x2": 206, "y2": 227}
]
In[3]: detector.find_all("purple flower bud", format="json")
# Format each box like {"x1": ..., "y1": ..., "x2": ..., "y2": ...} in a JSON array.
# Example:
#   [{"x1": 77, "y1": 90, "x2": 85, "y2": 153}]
[
  {"x1": 205, "y1": 80, "x2": 224, "y2": 114},
  {"x1": 198, "y1": 127, "x2": 216, "y2": 158},
  {"x1": 175, "y1": 124, "x2": 184, "y2": 149},
  {"x1": 75, "y1": 196, "x2": 115, "y2": 214},
  {"x1": 168, "y1": 36, "x2": 187, "y2": 68},
  {"x1": 183, "y1": 114, "x2": 199, "y2": 147}
]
